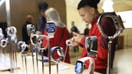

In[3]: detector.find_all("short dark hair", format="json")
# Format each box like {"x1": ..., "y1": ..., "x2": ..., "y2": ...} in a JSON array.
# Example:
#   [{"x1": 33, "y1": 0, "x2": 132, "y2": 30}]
[
  {"x1": 77, "y1": 0, "x2": 100, "y2": 10},
  {"x1": 38, "y1": 2, "x2": 48, "y2": 12}
]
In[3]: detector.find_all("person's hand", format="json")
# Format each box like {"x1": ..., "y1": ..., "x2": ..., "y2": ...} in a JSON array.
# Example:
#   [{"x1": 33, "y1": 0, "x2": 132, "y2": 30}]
[
  {"x1": 66, "y1": 32, "x2": 82, "y2": 46},
  {"x1": 66, "y1": 39, "x2": 78, "y2": 46},
  {"x1": 36, "y1": 31, "x2": 41, "y2": 35}
]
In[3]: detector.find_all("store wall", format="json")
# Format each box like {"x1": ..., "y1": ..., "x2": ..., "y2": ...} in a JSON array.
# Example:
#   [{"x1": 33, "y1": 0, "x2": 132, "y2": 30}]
[
  {"x1": 121, "y1": 29, "x2": 132, "y2": 48},
  {"x1": 66, "y1": 0, "x2": 84, "y2": 33},
  {"x1": 0, "y1": 0, "x2": 66, "y2": 40}
]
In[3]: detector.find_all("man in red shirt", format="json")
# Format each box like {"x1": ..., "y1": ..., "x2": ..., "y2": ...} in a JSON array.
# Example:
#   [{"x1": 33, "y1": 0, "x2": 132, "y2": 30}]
[{"x1": 69, "y1": 0, "x2": 118, "y2": 73}]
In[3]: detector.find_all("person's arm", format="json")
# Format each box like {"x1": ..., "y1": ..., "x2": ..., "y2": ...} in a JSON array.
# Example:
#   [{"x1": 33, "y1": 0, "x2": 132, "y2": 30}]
[{"x1": 67, "y1": 32, "x2": 85, "y2": 47}]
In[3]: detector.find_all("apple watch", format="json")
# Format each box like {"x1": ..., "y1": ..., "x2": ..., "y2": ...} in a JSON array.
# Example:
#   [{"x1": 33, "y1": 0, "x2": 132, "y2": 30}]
[
  {"x1": 17, "y1": 41, "x2": 28, "y2": 53},
  {"x1": 46, "y1": 21, "x2": 56, "y2": 38},
  {"x1": 50, "y1": 46, "x2": 64, "y2": 62},
  {"x1": 0, "y1": 38, "x2": 8, "y2": 48},
  {"x1": 75, "y1": 57, "x2": 95, "y2": 74},
  {"x1": 97, "y1": 12, "x2": 124, "y2": 39},
  {"x1": 85, "y1": 36, "x2": 98, "y2": 56}
]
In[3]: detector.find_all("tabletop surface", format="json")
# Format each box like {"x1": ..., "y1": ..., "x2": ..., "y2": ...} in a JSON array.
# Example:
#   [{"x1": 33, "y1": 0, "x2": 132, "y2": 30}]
[{"x1": 0, "y1": 53, "x2": 101, "y2": 74}]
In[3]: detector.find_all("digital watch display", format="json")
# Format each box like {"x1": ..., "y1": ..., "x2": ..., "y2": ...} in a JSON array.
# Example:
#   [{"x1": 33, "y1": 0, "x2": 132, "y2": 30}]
[
  {"x1": 75, "y1": 61, "x2": 83, "y2": 74},
  {"x1": 46, "y1": 22, "x2": 56, "y2": 33},
  {"x1": 75, "y1": 57, "x2": 95, "y2": 74}
]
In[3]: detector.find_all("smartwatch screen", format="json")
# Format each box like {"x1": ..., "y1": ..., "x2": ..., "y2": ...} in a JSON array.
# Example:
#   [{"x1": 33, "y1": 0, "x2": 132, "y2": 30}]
[
  {"x1": 75, "y1": 61, "x2": 83, "y2": 74},
  {"x1": 46, "y1": 22, "x2": 56, "y2": 33}
]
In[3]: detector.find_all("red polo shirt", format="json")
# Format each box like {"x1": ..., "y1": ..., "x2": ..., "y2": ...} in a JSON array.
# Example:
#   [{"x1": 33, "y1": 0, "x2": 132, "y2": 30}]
[{"x1": 79, "y1": 15, "x2": 117, "y2": 73}]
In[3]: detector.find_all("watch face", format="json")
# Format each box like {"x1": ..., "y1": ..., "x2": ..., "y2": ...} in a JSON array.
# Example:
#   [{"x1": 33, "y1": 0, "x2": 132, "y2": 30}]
[
  {"x1": 75, "y1": 61, "x2": 83, "y2": 73},
  {"x1": 46, "y1": 22, "x2": 56, "y2": 33},
  {"x1": 86, "y1": 36, "x2": 98, "y2": 56}
]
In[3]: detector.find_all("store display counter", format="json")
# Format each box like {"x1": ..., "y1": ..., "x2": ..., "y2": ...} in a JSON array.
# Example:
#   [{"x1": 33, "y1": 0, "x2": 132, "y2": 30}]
[{"x1": 0, "y1": 54, "x2": 100, "y2": 74}]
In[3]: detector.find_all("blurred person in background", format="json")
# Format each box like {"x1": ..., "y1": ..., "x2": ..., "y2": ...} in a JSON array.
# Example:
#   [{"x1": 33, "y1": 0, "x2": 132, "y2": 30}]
[
  {"x1": 22, "y1": 14, "x2": 34, "y2": 51},
  {"x1": 70, "y1": 21, "x2": 79, "y2": 53},
  {"x1": 42, "y1": 8, "x2": 70, "y2": 63},
  {"x1": 37, "y1": 2, "x2": 48, "y2": 34}
]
